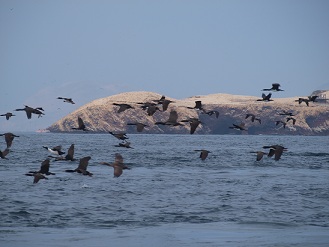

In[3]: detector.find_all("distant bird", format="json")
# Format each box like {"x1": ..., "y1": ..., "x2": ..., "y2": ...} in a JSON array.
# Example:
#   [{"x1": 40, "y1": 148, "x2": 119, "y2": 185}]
[
  {"x1": 155, "y1": 110, "x2": 183, "y2": 126},
  {"x1": 202, "y1": 110, "x2": 219, "y2": 118},
  {"x1": 72, "y1": 117, "x2": 88, "y2": 131},
  {"x1": 187, "y1": 101, "x2": 203, "y2": 110},
  {"x1": 43, "y1": 145, "x2": 65, "y2": 155},
  {"x1": 26, "y1": 158, "x2": 55, "y2": 176},
  {"x1": 100, "y1": 153, "x2": 130, "y2": 178},
  {"x1": 151, "y1": 95, "x2": 174, "y2": 111},
  {"x1": 115, "y1": 141, "x2": 133, "y2": 148},
  {"x1": 65, "y1": 156, "x2": 93, "y2": 176},
  {"x1": 0, "y1": 148, "x2": 9, "y2": 159},
  {"x1": 0, "y1": 132, "x2": 19, "y2": 148},
  {"x1": 153, "y1": 95, "x2": 166, "y2": 104},
  {"x1": 113, "y1": 103, "x2": 134, "y2": 113},
  {"x1": 229, "y1": 123, "x2": 247, "y2": 131},
  {"x1": 308, "y1": 95, "x2": 318, "y2": 102},
  {"x1": 181, "y1": 118, "x2": 202, "y2": 134},
  {"x1": 250, "y1": 151, "x2": 268, "y2": 161},
  {"x1": 15, "y1": 105, "x2": 45, "y2": 119},
  {"x1": 50, "y1": 144, "x2": 75, "y2": 161},
  {"x1": 26, "y1": 173, "x2": 48, "y2": 184},
  {"x1": 127, "y1": 122, "x2": 148, "y2": 132},
  {"x1": 57, "y1": 97, "x2": 75, "y2": 104},
  {"x1": 286, "y1": 117, "x2": 296, "y2": 125},
  {"x1": 245, "y1": 114, "x2": 261, "y2": 124},
  {"x1": 0, "y1": 112, "x2": 15, "y2": 120},
  {"x1": 138, "y1": 102, "x2": 157, "y2": 110},
  {"x1": 262, "y1": 145, "x2": 287, "y2": 161},
  {"x1": 275, "y1": 120, "x2": 287, "y2": 128},
  {"x1": 295, "y1": 98, "x2": 309, "y2": 106},
  {"x1": 262, "y1": 83, "x2": 284, "y2": 92},
  {"x1": 257, "y1": 93, "x2": 273, "y2": 102},
  {"x1": 279, "y1": 110, "x2": 294, "y2": 116},
  {"x1": 146, "y1": 105, "x2": 161, "y2": 116},
  {"x1": 109, "y1": 132, "x2": 129, "y2": 142},
  {"x1": 195, "y1": 149, "x2": 211, "y2": 160}
]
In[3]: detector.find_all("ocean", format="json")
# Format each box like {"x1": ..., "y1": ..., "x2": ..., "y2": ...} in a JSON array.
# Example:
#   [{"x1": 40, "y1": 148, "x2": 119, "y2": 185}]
[{"x1": 0, "y1": 132, "x2": 328, "y2": 247}]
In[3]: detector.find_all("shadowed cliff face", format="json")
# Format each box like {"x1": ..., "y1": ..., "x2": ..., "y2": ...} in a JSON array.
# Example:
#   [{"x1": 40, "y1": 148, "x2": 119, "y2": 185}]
[{"x1": 47, "y1": 91, "x2": 329, "y2": 135}]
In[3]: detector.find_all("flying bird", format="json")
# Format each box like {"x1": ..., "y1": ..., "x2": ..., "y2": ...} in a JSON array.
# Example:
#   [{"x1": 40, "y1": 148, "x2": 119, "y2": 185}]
[
  {"x1": 250, "y1": 151, "x2": 268, "y2": 161},
  {"x1": 308, "y1": 95, "x2": 318, "y2": 102},
  {"x1": 43, "y1": 145, "x2": 65, "y2": 155},
  {"x1": 26, "y1": 158, "x2": 55, "y2": 176},
  {"x1": 245, "y1": 114, "x2": 261, "y2": 124},
  {"x1": 72, "y1": 117, "x2": 88, "y2": 131},
  {"x1": 100, "y1": 153, "x2": 130, "y2": 178},
  {"x1": 262, "y1": 145, "x2": 287, "y2": 161},
  {"x1": 26, "y1": 173, "x2": 48, "y2": 184},
  {"x1": 229, "y1": 123, "x2": 247, "y2": 131},
  {"x1": 113, "y1": 103, "x2": 134, "y2": 113},
  {"x1": 15, "y1": 105, "x2": 45, "y2": 119},
  {"x1": 257, "y1": 93, "x2": 273, "y2": 102},
  {"x1": 115, "y1": 141, "x2": 133, "y2": 148},
  {"x1": 0, "y1": 148, "x2": 9, "y2": 159},
  {"x1": 195, "y1": 149, "x2": 211, "y2": 160},
  {"x1": 127, "y1": 122, "x2": 148, "y2": 132},
  {"x1": 187, "y1": 101, "x2": 203, "y2": 110},
  {"x1": 0, "y1": 132, "x2": 19, "y2": 148},
  {"x1": 262, "y1": 83, "x2": 284, "y2": 92},
  {"x1": 0, "y1": 112, "x2": 15, "y2": 120},
  {"x1": 109, "y1": 132, "x2": 129, "y2": 142},
  {"x1": 275, "y1": 120, "x2": 287, "y2": 128},
  {"x1": 57, "y1": 97, "x2": 75, "y2": 104},
  {"x1": 295, "y1": 98, "x2": 309, "y2": 106},
  {"x1": 65, "y1": 156, "x2": 93, "y2": 176},
  {"x1": 286, "y1": 117, "x2": 296, "y2": 125},
  {"x1": 181, "y1": 118, "x2": 202, "y2": 134},
  {"x1": 155, "y1": 110, "x2": 183, "y2": 126}
]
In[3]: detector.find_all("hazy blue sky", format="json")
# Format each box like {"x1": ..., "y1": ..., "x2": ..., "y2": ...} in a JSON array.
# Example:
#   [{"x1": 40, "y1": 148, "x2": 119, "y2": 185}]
[{"x1": 1, "y1": 0, "x2": 328, "y2": 131}]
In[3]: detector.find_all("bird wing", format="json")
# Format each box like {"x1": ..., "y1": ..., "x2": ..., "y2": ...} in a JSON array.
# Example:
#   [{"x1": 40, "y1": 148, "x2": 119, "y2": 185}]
[
  {"x1": 78, "y1": 156, "x2": 91, "y2": 170},
  {"x1": 274, "y1": 146, "x2": 284, "y2": 161},
  {"x1": 114, "y1": 153, "x2": 124, "y2": 164},
  {"x1": 168, "y1": 111, "x2": 179, "y2": 123},
  {"x1": 65, "y1": 144, "x2": 75, "y2": 160},
  {"x1": 113, "y1": 165, "x2": 123, "y2": 177},
  {"x1": 78, "y1": 117, "x2": 86, "y2": 129},
  {"x1": 4, "y1": 133, "x2": 13, "y2": 148},
  {"x1": 256, "y1": 151, "x2": 264, "y2": 161},
  {"x1": 190, "y1": 120, "x2": 200, "y2": 134},
  {"x1": 40, "y1": 159, "x2": 50, "y2": 173}
]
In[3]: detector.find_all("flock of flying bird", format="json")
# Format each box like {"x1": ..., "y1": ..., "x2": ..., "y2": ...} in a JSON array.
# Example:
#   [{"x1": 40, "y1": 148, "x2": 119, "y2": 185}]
[{"x1": 0, "y1": 84, "x2": 321, "y2": 183}]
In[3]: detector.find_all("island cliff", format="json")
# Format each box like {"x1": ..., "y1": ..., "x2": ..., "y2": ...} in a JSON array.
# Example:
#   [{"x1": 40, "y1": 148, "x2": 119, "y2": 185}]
[{"x1": 47, "y1": 91, "x2": 329, "y2": 135}]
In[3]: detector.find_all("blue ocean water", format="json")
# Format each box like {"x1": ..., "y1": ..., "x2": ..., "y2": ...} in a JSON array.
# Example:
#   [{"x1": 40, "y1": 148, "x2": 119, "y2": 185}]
[{"x1": 0, "y1": 133, "x2": 329, "y2": 246}]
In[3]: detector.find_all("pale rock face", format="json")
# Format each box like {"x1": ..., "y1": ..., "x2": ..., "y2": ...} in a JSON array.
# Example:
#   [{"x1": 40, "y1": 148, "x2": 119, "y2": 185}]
[{"x1": 48, "y1": 91, "x2": 329, "y2": 135}]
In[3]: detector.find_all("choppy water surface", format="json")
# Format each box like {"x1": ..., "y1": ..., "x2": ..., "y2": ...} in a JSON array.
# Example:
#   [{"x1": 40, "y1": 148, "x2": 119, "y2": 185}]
[{"x1": 1, "y1": 133, "x2": 329, "y2": 246}]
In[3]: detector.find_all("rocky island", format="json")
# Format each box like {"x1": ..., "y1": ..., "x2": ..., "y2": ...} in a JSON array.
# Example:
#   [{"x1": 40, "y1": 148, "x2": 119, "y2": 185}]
[{"x1": 47, "y1": 91, "x2": 329, "y2": 135}]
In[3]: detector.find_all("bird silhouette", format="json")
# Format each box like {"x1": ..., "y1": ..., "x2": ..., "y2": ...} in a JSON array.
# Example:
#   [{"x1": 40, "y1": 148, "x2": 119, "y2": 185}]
[
  {"x1": 257, "y1": 93, "x2": 273, "y2": 102},
  {"x1": 0, "y1": 132, "x2": 19, "y2": 148},
  {"x1": 26, "y1": 158, "x2": 55, "y2": 176},
  {"x1": 115, "y1": 141, "x2": 133, "y2": 149},
  {"x1": 109, "y1": 132, "x2": 129, "y2": 142},
  {"x1": 15, "y1": 105, "x2": 45, "y2": 119},
  {"x1": 262, "y1": 145, "x2": 287, "y2": 161},
  {"x1": 275, "y1": 120, "x2": 287, "y2": 128},
  {"x1": 286, "y1": 117, "x2": 296, "y2": 125},
  {"x1": 0, "y1": 112, "x2": 15, "y2": 120},
  {"x1": 187, "y1": 101, "x2": 203, "y2": 110},
  {"x1": 43, "y1": 145, "x2": 65, "y2": 155},
  {"x1": 181, "y1": 118, "x2": 202, "y2": 134},
  {"x1": 26, "y1": 173, "x2": 48, "y2": 184},
  {"x1": 0, "y1": 148, "x2": 9, "y2": 159},
  {"x1": 100, "y1": 153, "x2": 130, "y2": 178},
  {"x1": 155, "y1": 110, "x2": 183, "y2": 126},
  {"x1": 127, "y1": 122, "x2": 148, "y2": 132},
  {"x1": 245, "y1": 114, "x2": 261, "y2": 124},
  {"x1": 262, "y1": 83, "x2": 284, "y2": 91},
  {"x1": 57, "y1": 97, "x2": 75, "y2": 104},
  {"x1": 229, "y1": 123, "x2": 247, "y2": 131},
  {"x1": 113, "y1": 103, "x2": 134, "y2": 113},
  {"x1": 65, "y1": 156, "x2": 92, "y2": 176},
  {"x1": 295, "y1": 98, "x2": 309, "y2": 106},
  {"x1": 250, "y1": 151, "x2": 268, "y2": 161},
  {"x1": 308, "y1": 95, "x2": 318, "y2": 102},
  {"x1": 72, "y1": 117, "x2": 88, "y2": 131},
  {"x1": 195, "y1": 149, "x2": 211, "y2": 160}
]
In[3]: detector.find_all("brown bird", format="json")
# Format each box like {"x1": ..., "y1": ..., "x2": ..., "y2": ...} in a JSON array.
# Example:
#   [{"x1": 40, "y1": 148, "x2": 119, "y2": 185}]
[
  {"x1": 100, "y1": 153, "x2": 131, "y2": 178},
  {"x1": 113, "y1": 103, "x2": 134, "y2": 113},
  {"x1": 26, "y1": 158, "x2": 55, "y2": 176},
  {"x1": 250, "y1": 151, "x2": 267, "y2": 161},
  {"x1": 262, "y1": 83, "x2": 284, "y2": 92},
  {"x1": 15, "y1": 105, "x2": 45, "y2": 119},
  {"x1": 155, "y1": 110, "x2": 183, "y2": 126},
  {"x1": 0, "y1": 132, "x2": 19, "y2": 148},
  {"x1": 195, "y1": 149, "x2": 211, "y2": 160},
  {"x1": 0, "y1": 148, "x2": 9, "y2": 159},
  {"x1": 0, "y1": 112, "x2": 15, "y2": 120},
  {"x1": 65, "y1": 156, "x2": 92, "y2": 176},
  {"x1": 127, "y1": 122, "x2": 148, "y2": 132},
  {"x1": 263, "y1": 145, "x2": 287, "y2": 161},
  {"x1": 181, "y1": 118, "x2": 202, "y2": 134},
  {"x1": 146, "y1": 105, "x2": 161, "y2": 116},
  {"x1": 257, "y1": 93, "x2": 273, "y2": 102},
  {"x1": 72, "y1": 117, "x2": 88, "y2": 131},
  {"x1": 26, "y1": 173, "x2": 49, "y2": 184},
  {"x1": 115, "y1": 141, "x2": 133, "y2": 149},
  {"x1": 245, "y1": 114, "x2": 261, "y2": 124},
  {"x1": 57, "y1": 97, "x2": 75, "y2": 104}
]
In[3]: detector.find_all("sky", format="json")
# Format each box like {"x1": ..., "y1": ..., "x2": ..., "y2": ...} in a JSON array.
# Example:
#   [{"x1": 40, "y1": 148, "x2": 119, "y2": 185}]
[{"x1": 1, "y1": 0, "x2": 329, "y2": 131}]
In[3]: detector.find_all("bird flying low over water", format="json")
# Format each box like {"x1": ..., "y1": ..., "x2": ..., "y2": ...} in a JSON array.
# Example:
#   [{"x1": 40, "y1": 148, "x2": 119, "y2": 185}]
[
  {"x1": 250, "y1": 151, "x2": 268, "y2": 161},
  {"x1": 262, "y1": 145, "x2": 287, "y2": 161},
  {"x1": 195, "y1": 149, "x2": 211, "y2": 160},
  {"x1": 50, "y1": 144, "x2": 75, "y2": 161},
  {"x1": 245, "y1": 114, "x2": 261, "y2": 124},
  {"x1": 0, "y1": 112, "x2": 15, "y2": 120},
  {"x1": 0, "y1": 148, "x2": 9, "y2": 159},
  {"x1": 57, "y1": 97, "x2": 75, "y2": 104},
  {"x1": 181, "y1": 118, "x2": 202, "y2": 134},
  {"x1": 65, "y1": 156, "x2": 93, "y2": 176},
  {"x1": 43, "y1": 145, "x2": 65, "y2": 155},
  {"x1": 109, "y1": 132, "x2": 129, "y2": 142},
  {"x1": 28, "y1": 173, "x2": 48, "y2": 184},
  {"x1": 100, "y1": 153, "x2": 130, "y2": 178},
  {"x1": 113, "y1": 103, "x2": 134, "y2": 113},
  {"x1": 0, "y1": 132, "x2": 19, "y2": 148},
  {"x1": 15, "y1": 105, "x2": 45, "y2": 119},
  {"x1": 115, "y1": 141, "x2": 133, "y2": 149},
  {"x1": 257, "y1": 93, "x2": 273, "y2": 102},
  {"x1": 72, "y1": 117, "x2": 88, "y2": 131},
  {"x1": 25, "y1": 158, "x2": 55, "y2": 176},
  {"x1": 229, "y1": 123, "x2": 247, "y2": 131},
  {"x1": 127, "y1": 122, "x2": 148, "y2": 132},
  {"x1": 155, "y1": 110, "x2": 183, "y2": 126},
  {"x1": 262, "y1": 83, "x2": 284, "y2": 92}
]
